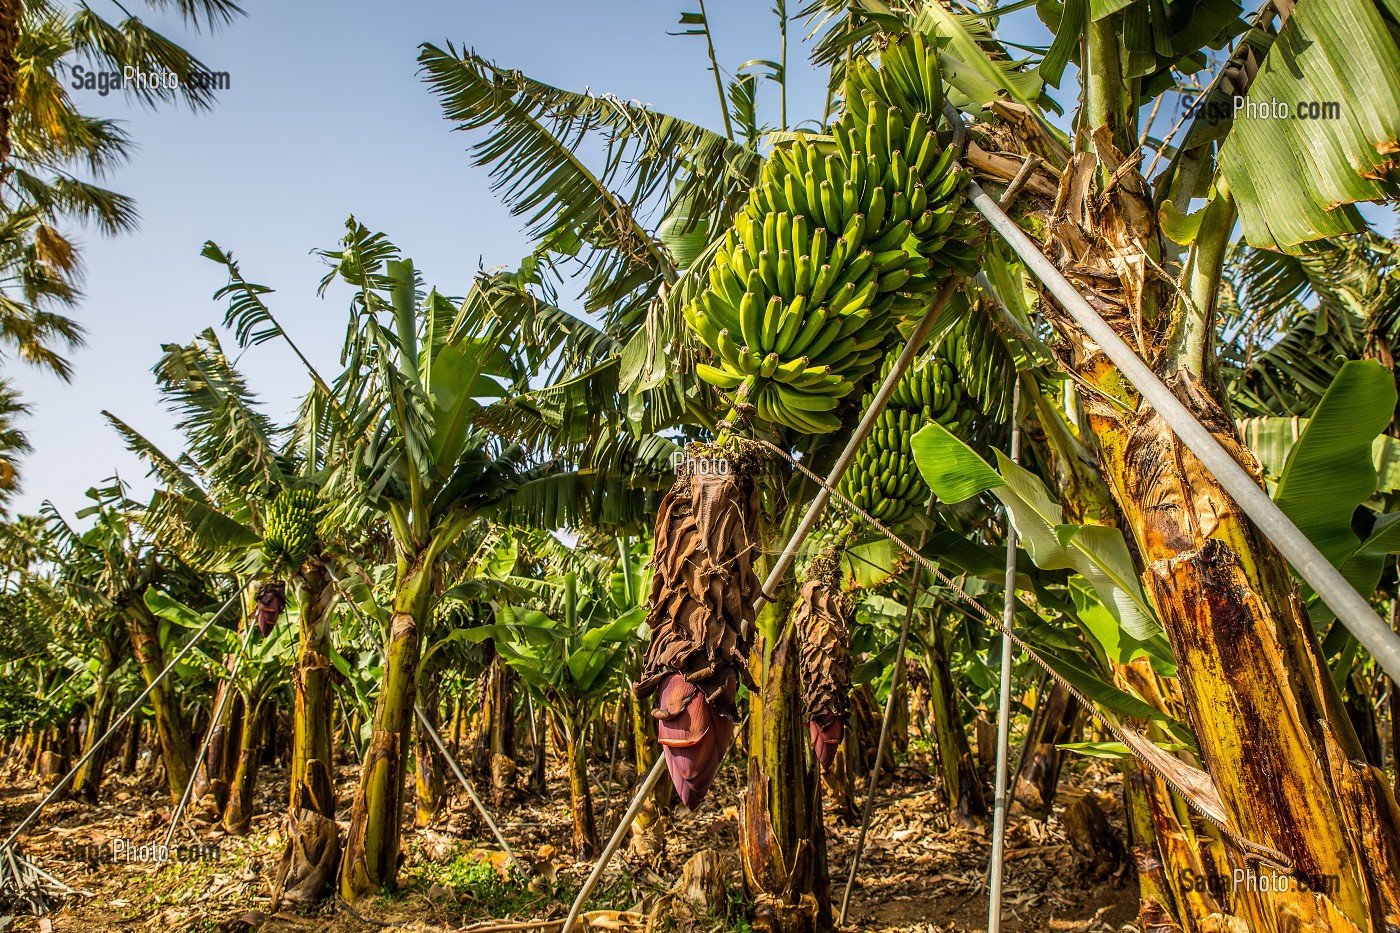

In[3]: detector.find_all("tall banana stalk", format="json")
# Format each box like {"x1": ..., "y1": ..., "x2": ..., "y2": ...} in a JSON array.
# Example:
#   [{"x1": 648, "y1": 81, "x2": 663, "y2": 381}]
[
  {"x1": 321, "y1": 231, "x2": 533, "y2": 899},
  {"x1": 1011, "y1": 12, "x2": 1400, "y2": 925}
]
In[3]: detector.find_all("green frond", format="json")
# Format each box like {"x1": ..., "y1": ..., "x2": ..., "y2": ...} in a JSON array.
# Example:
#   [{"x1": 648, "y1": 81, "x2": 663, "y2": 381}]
[
  {"x1": 102, "y1": 411, "x2": 207, "y2": 502},
  {"x1": 152, "y1": 331, "x2": 286, "y2": 502},
  {"x1": 142, "y1": 488, "x2": 260, "y2": 572},
  {"x1": 418, "y1": 43, "x2": 760, "y2": 332},
  {"x1": 67, "y1": 8, "x2": 224, "y2": 110}
]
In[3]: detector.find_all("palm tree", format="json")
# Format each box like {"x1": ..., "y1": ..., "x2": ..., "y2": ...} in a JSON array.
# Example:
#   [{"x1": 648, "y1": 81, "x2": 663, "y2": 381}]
[{"x1": 0, "y1": 0, "x2": 242, "y2": 380}]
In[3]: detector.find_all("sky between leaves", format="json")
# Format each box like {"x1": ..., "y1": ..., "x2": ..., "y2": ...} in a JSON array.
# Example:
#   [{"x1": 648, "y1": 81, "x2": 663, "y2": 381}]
[{"x1": 30, "y1": 0, "x2": 1379, "y2": 523}]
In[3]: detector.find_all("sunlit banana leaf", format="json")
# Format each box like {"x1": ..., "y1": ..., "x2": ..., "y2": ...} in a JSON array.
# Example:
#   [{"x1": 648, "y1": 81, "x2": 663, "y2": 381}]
[{"x1": 1219, "y1": 0, "x2": 1400, "y2": 251}]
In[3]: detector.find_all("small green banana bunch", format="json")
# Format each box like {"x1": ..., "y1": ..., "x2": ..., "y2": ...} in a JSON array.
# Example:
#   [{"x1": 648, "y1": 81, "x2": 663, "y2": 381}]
[
  {"x1": 262, "y1": 488, "x2": 319, "y2": 570},
  {"x1": 839, "y1": 349, "x2": 968, "y2": 525},
  {"x1": 888, "y1": 347, "x2": 970, "y2": 435}
]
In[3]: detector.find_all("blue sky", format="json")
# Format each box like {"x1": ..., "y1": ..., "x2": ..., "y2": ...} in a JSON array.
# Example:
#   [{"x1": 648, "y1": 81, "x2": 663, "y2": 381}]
[{"x1": 10, "y1": 2, "x2": 1079, "y2": 520}]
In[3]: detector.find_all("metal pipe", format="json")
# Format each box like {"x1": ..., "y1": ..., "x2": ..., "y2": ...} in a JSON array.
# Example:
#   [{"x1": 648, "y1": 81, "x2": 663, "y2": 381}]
[
  {"x1": 988, "y1": 379, "x2": 1023, "y2": 933},
  {"x1": 560, "y1": 756, "x2": 666, "y2": 933},
  {"x1": 0, "y1": 588, "x2": 244, "y2": 852},
  {"x1": 414, "y1": 704, "x2": 525, "y2": 875},
  {"x1": 965, "y1": 178, "x2": 1400, "y2": 683},
  {"x1": 754, "y1": 277, "x2": 958, "y2": 610}
]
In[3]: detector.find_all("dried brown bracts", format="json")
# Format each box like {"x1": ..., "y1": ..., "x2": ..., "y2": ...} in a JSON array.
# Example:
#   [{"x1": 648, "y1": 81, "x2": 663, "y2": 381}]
[{"x1": 636, "y1": 454, "x2": 760, "y2": 808}]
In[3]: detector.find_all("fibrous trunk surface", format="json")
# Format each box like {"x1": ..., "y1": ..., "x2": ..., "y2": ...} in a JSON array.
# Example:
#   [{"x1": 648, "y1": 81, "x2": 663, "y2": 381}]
[{"x1": 795, "y1": 549, "x2": 852, "y2": 771}]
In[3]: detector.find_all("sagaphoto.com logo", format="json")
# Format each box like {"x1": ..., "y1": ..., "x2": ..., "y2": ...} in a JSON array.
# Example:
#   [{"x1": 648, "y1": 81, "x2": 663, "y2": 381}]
[
  {"x1": 70, "y1": 64, "x2": 230, "y2": 97},
  {"x1": 1181, "y1": 93, "x2": 1340, "y2": 123}
]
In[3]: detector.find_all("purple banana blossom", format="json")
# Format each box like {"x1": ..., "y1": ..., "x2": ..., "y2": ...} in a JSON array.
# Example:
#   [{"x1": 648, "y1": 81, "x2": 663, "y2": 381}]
[
  {"x1": 653, "y1": 672, "x2": 735, "y2": 809},
  {"x1": 809, "y1": 716, "x2": 844, "y2": 771},
  {"x1": 255, "y1": 585, "x2": 286, "y2": 636}
]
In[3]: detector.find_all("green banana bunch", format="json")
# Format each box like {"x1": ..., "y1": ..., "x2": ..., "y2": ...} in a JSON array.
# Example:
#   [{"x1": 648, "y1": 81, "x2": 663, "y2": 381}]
[
  {"x1": 832, "y1": 32, "x2": 983, "y2": 311},
  {"x1": 263, "y1": 488, "x2": 319, "y2": 569},
  {"x1": 686, "y1": 32, "x2": 979, "y2": 435},
  {"x1": 837, "y1": 349, "x2": 971, "y2": 525}
]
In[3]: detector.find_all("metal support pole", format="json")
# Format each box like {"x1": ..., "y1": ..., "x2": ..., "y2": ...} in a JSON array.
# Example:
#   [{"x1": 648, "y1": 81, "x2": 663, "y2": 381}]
[
  {"x1": 838, "y1": 509, "x2": 935, "y2": 925},
  {"x1": 164, "y1": 619, "x2": 258, "y2": 851},
  {"x1": 754, "y1": 276, "x2": 959, "y2": 610},
  {"x1": 964, "y1": 177, "x2": 1400, "y2": 683},
  {"x1": 560, "y1": 756, "x2": 666, "y2": 933},
  {"x1": 0, "y1": 588, "x2": 244, "y2": 853},
  {"x1": 988, "y1": 379, "x2": 1022, "y2": 933},
  {"x1": 414, "y1": 704, "x2": 524, "y2": 875}
]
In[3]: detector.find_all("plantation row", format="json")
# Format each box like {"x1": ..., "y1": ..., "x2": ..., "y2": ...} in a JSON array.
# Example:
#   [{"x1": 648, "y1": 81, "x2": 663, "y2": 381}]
[{"x1": 1, "y1": 3, "x2": 1400, "y2": 933}]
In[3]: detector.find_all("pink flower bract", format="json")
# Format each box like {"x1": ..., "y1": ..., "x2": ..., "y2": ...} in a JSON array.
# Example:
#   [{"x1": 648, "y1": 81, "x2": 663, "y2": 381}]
[
  {"x1": 809, "y1": 716, "x2": 843, "y2": 771},
  {"x1": 653, "y1": 672, "x2": 735, "y2": 809}
]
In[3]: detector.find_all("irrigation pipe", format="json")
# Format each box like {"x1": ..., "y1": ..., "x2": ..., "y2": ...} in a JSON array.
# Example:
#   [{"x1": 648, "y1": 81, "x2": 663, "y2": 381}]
[
  {"x1": 414, "y1": 703, "x2": 525, "y2": 875},
  {"x1": 838, "y1": 508, "x2": 934, "y2": 925},
  {"x1": 964, "y1": 176, "x2": 1400, "y2": 682},
  {"x1": 164, "y1": 618, "x2": 259, "y2": 851},
  {"x1": 559, "y1": 755, "x2": 666, "y2": 933},
  {"x1": 987, "y1": 379, "x2": 1022, "y2": 933},
  {"x1": 0, "y1": 587, "x2": 245, "y2": 853}
]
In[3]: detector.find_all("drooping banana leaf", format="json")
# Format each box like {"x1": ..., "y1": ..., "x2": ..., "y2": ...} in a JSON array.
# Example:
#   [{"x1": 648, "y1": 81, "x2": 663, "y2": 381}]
[
  {"x1": 911, "y1": 420, "x2": 1161, "y2": 642},
  {"x1": 1219, "y1": 0, "x2": 1400, "y2": 251}
]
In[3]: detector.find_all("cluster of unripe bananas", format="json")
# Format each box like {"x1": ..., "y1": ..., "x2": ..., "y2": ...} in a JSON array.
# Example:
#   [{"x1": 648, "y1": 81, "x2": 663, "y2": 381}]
[
  {"x1": 685, "y1": 32, "x2": 978, "y2": 434},
  {"x1": 839, "y1": 349, "x2": 969, "y2": 525},
  {"x1": 262, "y1": 488, "x2": 319, "y2": 570}
]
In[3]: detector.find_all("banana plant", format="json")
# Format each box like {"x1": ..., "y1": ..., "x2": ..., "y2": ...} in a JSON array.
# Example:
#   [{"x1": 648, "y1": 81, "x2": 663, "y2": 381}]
[
  {"x1": 467, "y1": 568, "x2": 646, "y2": 859},
  {"x1": 146, "y1": 587, "x2": 295, "y2": 834}
]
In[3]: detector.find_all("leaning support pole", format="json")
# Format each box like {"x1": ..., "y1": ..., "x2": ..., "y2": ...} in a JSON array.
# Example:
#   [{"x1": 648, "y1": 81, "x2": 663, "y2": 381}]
[
  {"x1": 560, "y1": 756, "x2": 667, "y2": 933},
  {"x1": 838, "y1": 511, "x2": 934, "y2": 925},
  {"x1": 964, "y1": 175, "x2": 1400, "y2": 682},
  {"x1": 987, "y1": 380, "x2": 1022, "y2": 933},
  {"x1": 564, "y1": 267, "x2": 963, "y2": 933},
  {"x1": 164, "y1": 620, "x2": 259, "y2": 851},
  {"x1": 758, "y1": 275, "x2": 959, "y2": 600},
  {"x1": 413, "y1": 703, "x2": 524, "y2": 876},
  {"x1": 0, "y1": 588, "x2": 244, "y2": 854}
]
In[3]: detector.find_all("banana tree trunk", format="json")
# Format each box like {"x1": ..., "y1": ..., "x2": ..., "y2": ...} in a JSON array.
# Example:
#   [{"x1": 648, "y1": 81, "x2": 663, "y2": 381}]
[
  {"x1": 565, "y1": 711, "x2": 598, "y2": 860},
  {"x1": 1012, "y1": 679, "x2": 1079, "y2": 820},
  {"x1": 289, "y1": 558, "x2": 337, "y2": 816},
  {"x1": 628, "y1": 689, "x2": 669, "y2": 861},
  {"x1": 125, "y1": 603, "x2": 195, "y2": 804},
  {"x1": 1033, "y1": 77, "x2": 1400, "y2": 922},
  {"x1": 120, "y1": 714, "x2": 140, "y2": 774},
  {"x1": 739, "y1": 597, "x2": 830, "y2": 933},
  {"x1": 223, "y1": 694, "x2": 263, "y2": 835},
  {"x1": 413, "y1": 677, "x2": 447, "y2": 828},
  {"x1": 475, "y1": 644, "x2": 517, "y2": 805},
  {"x1": 281, "y1": 557, "x2": 340, "y2": 905},
  {"x1": 925, "y1": 611, "x2": 987, "y2": 828},
  {"x1": 72, "y1": 647, "x2": 117, "y2": 802},
  {"x1": 340, "y1": 555, "x2": 430, "y2": 900}
]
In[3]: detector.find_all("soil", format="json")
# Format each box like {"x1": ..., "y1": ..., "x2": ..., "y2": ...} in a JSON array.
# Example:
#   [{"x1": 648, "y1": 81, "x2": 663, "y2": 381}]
[{"x1": 0, "y1": 747, "x2": 1140, "y2": 933}]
